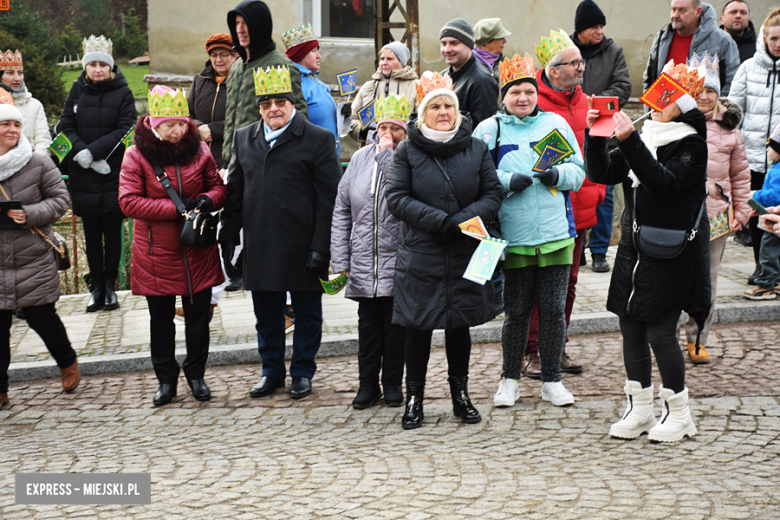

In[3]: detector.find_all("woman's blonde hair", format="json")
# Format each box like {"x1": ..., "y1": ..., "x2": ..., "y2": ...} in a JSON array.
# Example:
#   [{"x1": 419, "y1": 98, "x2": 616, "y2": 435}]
[
  {"x1": 416, "y1": 94, "x2": 463, "y2": 129},
  {"x1": 763, "y1": 8, "x2": 780, "y2": 34}
]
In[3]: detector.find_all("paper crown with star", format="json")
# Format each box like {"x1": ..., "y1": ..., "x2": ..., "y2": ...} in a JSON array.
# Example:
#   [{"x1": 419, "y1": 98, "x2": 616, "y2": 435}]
[
  {"x1": 500, "y1": 54, "x2": 536, "y2": 89},
  {"x1": 0, "y1": 50, "x2": 22, "y2": 71},
  {"x1": 147, "y1": 88, "x2": 189, "y2": 118},
  {"x1": 282, "y1": 23, "x2": 316, "y2": 51},
  {"x1": 415, "y1": 71, "x2": 453, "y2": 105},
  {"x1": 687, "y1": 51, "x2": 720, "y2": 94},
  {"x1": 376, "y1": 95, "x2": 411, "y2": 122},
  {"x1": 663, "y1": 60, "x2": 706, "y2": 99},
  {"x1": 254, "y1": 65, "x2": 292, "y2": 97},
  {"x1": 535, "y1": 29, "x2": 575, "y2": 68}
]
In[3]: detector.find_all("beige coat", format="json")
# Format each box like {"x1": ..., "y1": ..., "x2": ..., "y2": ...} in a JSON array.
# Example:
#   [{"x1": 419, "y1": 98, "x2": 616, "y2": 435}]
[
  {"x1": 0, "y1": 136, "x2": 69, "y2": 310},
  {"x1": 349, "y1": 66, "x2": 418, "y2": 142}
]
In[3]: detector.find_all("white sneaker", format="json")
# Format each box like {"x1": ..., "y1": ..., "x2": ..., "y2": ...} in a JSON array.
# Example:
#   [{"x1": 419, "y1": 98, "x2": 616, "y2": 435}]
[
  {"x1": 541, "y1": 381, "x2": 574, "y2": 406},
  {"x1": 493, "y1": 378, "x2": 520, "y2": 407}
]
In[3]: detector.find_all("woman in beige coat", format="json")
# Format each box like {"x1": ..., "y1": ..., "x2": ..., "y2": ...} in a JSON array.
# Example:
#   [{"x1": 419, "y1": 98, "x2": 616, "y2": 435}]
[
  {"x1": 0, "y1": 99, "x2": 79, "y2": 409},
  {"x1": 686, "y1": 54, "x2": 751, "y2": 364},
  {"x1": 349, "y1": 42, "x2": 418, "y2": 143}
]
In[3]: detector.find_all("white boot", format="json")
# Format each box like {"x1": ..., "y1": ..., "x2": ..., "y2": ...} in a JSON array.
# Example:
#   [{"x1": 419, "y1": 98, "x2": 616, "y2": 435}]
[
  {"x1": 609, "y1": 380, "x2": 657, "y2": 439},
  {"x1": 647, "y1": 386, "x2": 697, "y2": 442}
]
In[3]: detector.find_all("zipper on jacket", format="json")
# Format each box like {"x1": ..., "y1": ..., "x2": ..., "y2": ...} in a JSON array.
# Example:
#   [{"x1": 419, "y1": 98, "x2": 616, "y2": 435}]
[
  {"x1": 372, "y1": 168, "x2": 381, "y2": 297},
  {"x1": 442, "y1": 158, "x2": 453, "y2": 329},
  {"x1": 148, "y1": 227, "x2": 153, "y2": 256},
  {"x1": 208, "y1": 83, "x2": 220, "y2": 150},
  {"x1": 176, "y1": 164, "x2": 194, "y2": 303},
  {"x1": 766, "y1": 62, "x2": 778, "y2": 173},
  {"x1": 627, "y1": 219, "x2": 641, "y2": 314}
]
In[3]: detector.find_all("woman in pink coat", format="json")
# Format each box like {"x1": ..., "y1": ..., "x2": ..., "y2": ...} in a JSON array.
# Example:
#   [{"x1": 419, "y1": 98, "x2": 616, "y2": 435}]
[{"x1": 119, "y1": 86, "x2": 227, "y2": 406}]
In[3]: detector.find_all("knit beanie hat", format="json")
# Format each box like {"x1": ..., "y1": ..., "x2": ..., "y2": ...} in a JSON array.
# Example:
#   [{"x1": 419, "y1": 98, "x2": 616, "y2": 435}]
[
  {"x1": 0, "y1": 90, "x2": 21, "y2": 123},
  {"x1": 416, "y1": 71, "x2": 460, "y2": 119},
  {"x1": 574, "y1": 0, "x2": 607, "y2": 34},
  {"x1": 381, "y1": 41, "x2": 410, "y2": 67},
  {"x1": 287, "y1": 40, "x2": 319, "y2": 64},
  {"x1": 769, "y1": 122, "x2": 780, "y2": 155},
  {"x1": 440, "y1": 18, "x2": 475, "y2": 49},
  {"x1": 205, "y1": 33, "x2": 234, "y2": 54}
]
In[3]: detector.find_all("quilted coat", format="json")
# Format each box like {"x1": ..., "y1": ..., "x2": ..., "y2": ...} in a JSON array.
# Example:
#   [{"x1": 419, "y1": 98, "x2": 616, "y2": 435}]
[
  {"x1": 349, "y1": 66, "x2": 419, "y2": 142},
  {"x1": 118, "y1": 117, "x2": 226, "y2": 297},
  {"x1": 10, "y1": 89, "x2": 52, "y2": 154},
  {"x1": 0, "y1": 135, "x2": 70, "y2": 310}
]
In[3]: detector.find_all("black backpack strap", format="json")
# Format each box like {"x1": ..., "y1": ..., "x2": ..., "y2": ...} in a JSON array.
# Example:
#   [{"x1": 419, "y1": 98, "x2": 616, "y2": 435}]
[{"x1": 150, "y1": 162, "x2": 187, "y2": 215}]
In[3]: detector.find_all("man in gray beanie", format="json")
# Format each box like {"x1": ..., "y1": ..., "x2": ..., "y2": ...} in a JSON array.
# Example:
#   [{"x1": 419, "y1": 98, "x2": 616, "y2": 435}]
[{"x1": 440, "y1": 18, "x2": 499, "y2": 125}]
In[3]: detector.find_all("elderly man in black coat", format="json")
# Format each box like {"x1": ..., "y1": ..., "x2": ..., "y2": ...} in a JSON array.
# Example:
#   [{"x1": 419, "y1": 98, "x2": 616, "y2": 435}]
[{"x1": 219, "y1": 65, "x2": 341, "y2": 400}]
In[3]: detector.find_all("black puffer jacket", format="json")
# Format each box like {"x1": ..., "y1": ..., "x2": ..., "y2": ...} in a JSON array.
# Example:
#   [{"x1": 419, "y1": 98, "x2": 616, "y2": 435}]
[
  {"x1": 385, "y1": 115, "x2": 503, "y2": 330},
  {"x1": 59, "y1": 67, "x2": 136, "y2": 215},
  {"x1": 188, "y1": 60, "x2": 228, "y2": 168},
  {"x1": 444, "y1": 55, "x2": 500, "y2": 126},
  {"x1": 584, "y1": 109, "x2": 711, "y2": 327}
]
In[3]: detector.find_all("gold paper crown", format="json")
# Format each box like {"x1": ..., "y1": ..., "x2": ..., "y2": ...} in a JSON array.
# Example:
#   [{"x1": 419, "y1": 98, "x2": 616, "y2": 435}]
[
  {"x1": 500, "y1": 54, "x2": 536, "y2": 89},
  {"x1": 0, "y1": 50, "x2": 22, "y2": 71},
  {"x1": 0, "y1": 90, "x2": 15, "y2": 105},
  {"x1": 664, "y1": 60, "x2": 706, "y2": 98},
  {"x1": 254, "y1": 66, "x2": 292, "y2": 97},
  {"x1": 535, "y1": 29, "x2": 575, "y2": 68},
  {"x1": 82, "y1": 35, "x2": 113, "y2": 56},
  {"x1": 376, "y1": 95, "x2": 411, "y2": 122},
  {"x1": 281, "y1": 23, "x2": 316, "y2": 51},
  {"x1": 415, "y1": 71, "x2": 454, "y2": 105},
  {"x1": 147, "y1": 89, "x2": 189, "y2": 118}
]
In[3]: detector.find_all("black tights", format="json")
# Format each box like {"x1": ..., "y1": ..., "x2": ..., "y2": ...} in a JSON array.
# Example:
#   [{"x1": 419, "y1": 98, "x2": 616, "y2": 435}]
[
  {"x1": 81, "y1": 213, "x2": 124, "y2": 283},
  {"x1": 404, "y1": 328, "x2": 471, "y2": 382},
  {"x1": 619, "y1": 313, "x2": 685, "y2": 393}
]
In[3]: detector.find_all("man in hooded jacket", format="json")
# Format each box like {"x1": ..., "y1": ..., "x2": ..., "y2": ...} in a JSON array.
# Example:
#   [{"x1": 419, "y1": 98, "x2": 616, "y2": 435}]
[{"x1": 222, "y1": 0, "x2": 308, "y2": 163}]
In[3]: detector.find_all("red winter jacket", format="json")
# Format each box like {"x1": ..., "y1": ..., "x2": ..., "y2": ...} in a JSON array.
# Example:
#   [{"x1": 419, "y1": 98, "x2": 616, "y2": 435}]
[
  {"x1": 536, "y1": 69, "x2": 605, "y2": 230},
  {"x1": 119, "y1": 117, "x2": 227, "y2": 297}
]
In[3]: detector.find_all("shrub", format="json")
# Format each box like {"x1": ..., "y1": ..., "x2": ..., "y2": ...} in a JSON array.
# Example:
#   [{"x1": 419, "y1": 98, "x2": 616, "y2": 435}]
[{"x1": 112, "y1": 9, "x2": 147, "y2": 59}]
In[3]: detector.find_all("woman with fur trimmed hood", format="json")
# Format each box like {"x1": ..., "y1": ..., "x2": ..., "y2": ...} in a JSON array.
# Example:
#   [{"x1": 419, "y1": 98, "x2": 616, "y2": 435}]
[{"x1": 119, "y1": 86, "x2": 227, "y2": 407}]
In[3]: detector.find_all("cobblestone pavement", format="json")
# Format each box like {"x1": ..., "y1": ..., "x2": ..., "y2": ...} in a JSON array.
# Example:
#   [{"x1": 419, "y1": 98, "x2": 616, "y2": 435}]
[{"x1": 2, "y1": 322, "x2": 780, "y2": 518}]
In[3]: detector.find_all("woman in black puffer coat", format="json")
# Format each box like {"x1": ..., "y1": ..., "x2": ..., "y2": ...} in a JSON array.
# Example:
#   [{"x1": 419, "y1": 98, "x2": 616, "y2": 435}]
[
  {"x1": 58, "y1": 39, "x2": 136, "y2": 313},
  {"x1": 385, "y1": 76, "x2": 502, "y2": 430}
]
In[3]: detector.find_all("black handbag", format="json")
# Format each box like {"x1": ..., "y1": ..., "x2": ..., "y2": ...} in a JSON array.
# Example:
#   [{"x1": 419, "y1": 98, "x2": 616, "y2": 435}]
[
  {"x1": 151, "y1": 162, "x2": 218, "y2": 249},
  {"x1": 632, "y1": 188, "x2": 706, "y2": 260}
]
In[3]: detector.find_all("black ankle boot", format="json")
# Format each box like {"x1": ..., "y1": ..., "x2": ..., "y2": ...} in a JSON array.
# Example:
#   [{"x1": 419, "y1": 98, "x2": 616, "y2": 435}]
[
  {"x1": 86, "y1": 279, "x2": 104, "y2": 312},
  {"x1": 448, "y1": 375, "x2": 481, "y2": 424},
  {"x1": 402, "y1": 380, "x2": 425, "y2": 430},
  {"x1": 104, "y1": 279, "x2": 119, "y2": 310}
]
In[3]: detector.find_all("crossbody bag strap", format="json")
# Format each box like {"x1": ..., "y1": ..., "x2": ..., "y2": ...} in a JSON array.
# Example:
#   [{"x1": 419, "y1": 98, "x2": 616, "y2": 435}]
[
  {"x1": 633, "y1": 187, "x2": 707, "y2": 239},
  {"x1": 151, "y1": 162, "x2": 187, "y2": 215},
  {"x1": 0, "y1": 179, "x2": 62, "y2": 250},
  {"x1": 432, "y1": 156, "x2": 463, "y2": 211}
]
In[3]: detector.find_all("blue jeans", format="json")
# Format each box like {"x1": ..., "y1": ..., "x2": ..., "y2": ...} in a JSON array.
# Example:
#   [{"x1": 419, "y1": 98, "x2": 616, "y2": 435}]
[
  {"x1": 756, "y1": 231, "x2": 780, "y2": 289},
  {"x1": 252, "y1": 290, "x2": 323, "y2": 380},
  {"x1": 588, "y1": 184, "x2": 614, "y2": 254}
]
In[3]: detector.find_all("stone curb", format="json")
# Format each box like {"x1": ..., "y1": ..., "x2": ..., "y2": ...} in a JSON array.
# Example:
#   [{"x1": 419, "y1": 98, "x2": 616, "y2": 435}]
[{"x1": 8, "y1": 301, "x2": 779, "y2": 383}]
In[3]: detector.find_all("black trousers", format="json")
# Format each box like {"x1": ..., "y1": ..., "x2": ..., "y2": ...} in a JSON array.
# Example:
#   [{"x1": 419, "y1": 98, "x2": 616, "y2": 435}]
[
  {"x1": 405, "y1": 327, "x2": 471, "y2": 382},
  {"x1": 0, "y1": 303, "x2": 77, "y2": 393},
  {"x1": 81, "y1": 213, "x2": 124, "y2": 283},
  {"x1": 749, "y1": 170, "x2": 766, "y2": 264},
  {"x1": 619, "y1": 312, "x2": 685, "y2": 394},
  {"x1": 146, "y1": 288, "x2": 211, "y2": 384},
  {"x1": 355, "y1": 297, "x2": 405, "y2": 387}
]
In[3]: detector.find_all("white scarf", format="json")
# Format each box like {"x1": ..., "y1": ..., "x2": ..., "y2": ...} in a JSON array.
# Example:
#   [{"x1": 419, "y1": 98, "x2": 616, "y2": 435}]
[
  {"x1": 0, "y1": 134, "x2": 33, "y2": 183},
  {"x1": 628, "y1": 120, "x2": 697, "y2": 187},
  {"x1": 419, "y1": 122, "x2": 459, "y2": 143}
]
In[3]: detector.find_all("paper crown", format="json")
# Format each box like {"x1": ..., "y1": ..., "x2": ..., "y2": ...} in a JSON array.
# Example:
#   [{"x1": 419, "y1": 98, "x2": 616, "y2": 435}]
[
  {"x1": 0, "y1": 90, "x2": 15, "y2": 105},
  {"x1": 0, "y1": 50, "x2": 22, "y2": 71},
  {"x1": 254, "y1": 65, "x2": 292, "y2": 97},
  {"x1": 415, "y1": 71, "x2": 454, "y2": 105},
  {"x1": 147, "y1": 88, "x2": 189, "y2": 118},
  {"x1": 500, "y1": 54, "x2": 536, "y2": 89},
  {"x1": 687, "y1": 51, "x2": 720, "y2": 92},
  {"x1": 82, "y1": 35, "x2": 113, "y2": 56},
  {"x1": 282, "y1": 23, "x2": 316, "y2": 51},
  {"x1": 535, "y1": 29, "x2": 575, "y2": 68},
  {"x1": 376, "y1": 95, "x2": 411, "y2": 122},
  {"x1": 663, "y1": 60, "x2": 706, "y2": 98}
]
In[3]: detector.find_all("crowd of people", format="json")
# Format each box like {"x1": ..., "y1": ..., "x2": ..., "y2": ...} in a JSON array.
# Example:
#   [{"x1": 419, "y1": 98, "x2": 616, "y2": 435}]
[{"x1": 1, "y1": 0, "x2": 779, "y2": 443}]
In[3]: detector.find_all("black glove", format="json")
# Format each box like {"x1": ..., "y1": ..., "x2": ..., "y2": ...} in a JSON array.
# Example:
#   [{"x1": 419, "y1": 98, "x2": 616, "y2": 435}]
[
  {"x1": 182, "y1": 198, "x2": 197, "y2": 211},
  {"x1": 196, "y1": 195, "x2": 214, "y2": 213},
  {"x1": 305, "y1": 250, "x2": 330, "y2": 280},
  {"x1": 509, "y1": 173, "x2": 533, "y2": 193},
  {"x1": 220, "y1": 242, "x2": 240, "y2": 279},
  {"x1": 441, "y1": 216, "x2": 463, "y2": 242},
  {"x1": 533, "y1": 167, "x2": 559, "y2": 187},
  {"x1": 341, "y1": 104, "x2": 352, "y2": 117}
]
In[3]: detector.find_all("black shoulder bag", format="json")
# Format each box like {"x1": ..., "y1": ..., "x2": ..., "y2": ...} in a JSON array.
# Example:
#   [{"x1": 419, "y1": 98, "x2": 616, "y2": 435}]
[
  {"x1": 632, "y1": 188, "x2": 706, "y2": 259},
  {"x1": 151, "y1": 162, "x2": 218, "y2": 248}
]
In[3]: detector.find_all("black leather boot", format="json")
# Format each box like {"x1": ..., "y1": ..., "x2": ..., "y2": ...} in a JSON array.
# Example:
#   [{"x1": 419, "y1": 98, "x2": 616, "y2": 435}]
[
  {"x1": 86, "y1": 279, "x2": 104, "y2": 312},
  {"x1": 448, "y1": 375, "x2": 481, "y2": 424},
  {"x1": 104, "y1": 279, "x2": 119, "y2": 310},
  {"x1": 401, "y1": 380, "x2": 425, "y2": 430}
]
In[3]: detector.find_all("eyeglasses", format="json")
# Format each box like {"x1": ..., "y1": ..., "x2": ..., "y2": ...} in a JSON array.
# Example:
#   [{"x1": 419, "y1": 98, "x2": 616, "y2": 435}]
[
  {"x1": 554, "y1": 59, "x2": 586, "y2": 69},
  {"x1": 259, "y1": 99, "x2": 289, "y2": 110},
  {"x1": 210, "y1": 52, "x2": 233, "y2": 61}
]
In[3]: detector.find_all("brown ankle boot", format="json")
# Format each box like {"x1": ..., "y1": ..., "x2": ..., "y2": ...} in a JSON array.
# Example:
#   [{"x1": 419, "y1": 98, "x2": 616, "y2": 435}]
[
  {"x1": 0, "y1": 392, "x2": 8, "y2": 408},
  {"x1": 61, "y1": 360, "x2": 80, "y2": 392}
]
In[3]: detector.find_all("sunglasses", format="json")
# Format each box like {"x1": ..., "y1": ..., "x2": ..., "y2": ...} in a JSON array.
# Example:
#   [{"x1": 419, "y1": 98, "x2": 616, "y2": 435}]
[{"x1": 259, "y1": 99, "x2": 289, "y2": 110}]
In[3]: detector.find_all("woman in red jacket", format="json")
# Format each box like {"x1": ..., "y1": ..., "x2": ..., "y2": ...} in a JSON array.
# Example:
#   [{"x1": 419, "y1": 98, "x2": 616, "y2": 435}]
[{"x1": 119, "y1": 86, "x2": 227, "y2": 406}]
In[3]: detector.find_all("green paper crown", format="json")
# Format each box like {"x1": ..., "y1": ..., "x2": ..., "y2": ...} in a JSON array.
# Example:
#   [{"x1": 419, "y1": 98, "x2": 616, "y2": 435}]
[
  {"x1": 376, "y1": 95, "x2": 411, "y2": 122},
  {"x1": 148, "y1": 89, "x2": 189, "y2": 118},
  {"x1": 535, "y1": 29, "x2": 575, "y2": 68},
  {"x1": 82, "y1": 34, "x2": 113, "y2": 56},
  {"x1": 282, "y1": 23, "x2": 316, "y2": 51},
  {"x1": 254, "y1": 66, "x2": 292, "y2": 97}
]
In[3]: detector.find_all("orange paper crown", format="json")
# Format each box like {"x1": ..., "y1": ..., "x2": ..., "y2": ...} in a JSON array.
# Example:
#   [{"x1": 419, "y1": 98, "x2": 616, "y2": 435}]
[
  {"x1": 415, "y1": 71, "x2": 454, "y2": 105},
  {"x1": 639, "y1": 72, "x2": 686, "y2": 112},
  {"x1": 0, "y1": 50, "x2": 22, "y2": 71},
  {"x1": 663, "y1": 60, "x2": 705, "y2": 99},
  {"x1": 0, "y1": 90, "x2": 14, "y2": 105},
  {"x1": 499, "y1": 54, "x2": 535, "y2": 89}
]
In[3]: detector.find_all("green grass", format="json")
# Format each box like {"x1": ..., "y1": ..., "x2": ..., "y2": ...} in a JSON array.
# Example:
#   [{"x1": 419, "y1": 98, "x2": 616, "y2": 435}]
[{"x1": 60, "y1": 59, "x2": 149, "y2": 98}]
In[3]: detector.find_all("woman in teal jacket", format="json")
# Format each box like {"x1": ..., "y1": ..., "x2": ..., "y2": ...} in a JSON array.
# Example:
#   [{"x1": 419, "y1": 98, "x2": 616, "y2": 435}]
[{"x1": 473, "y1": 54, "x2": 585, "y2": 409}]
